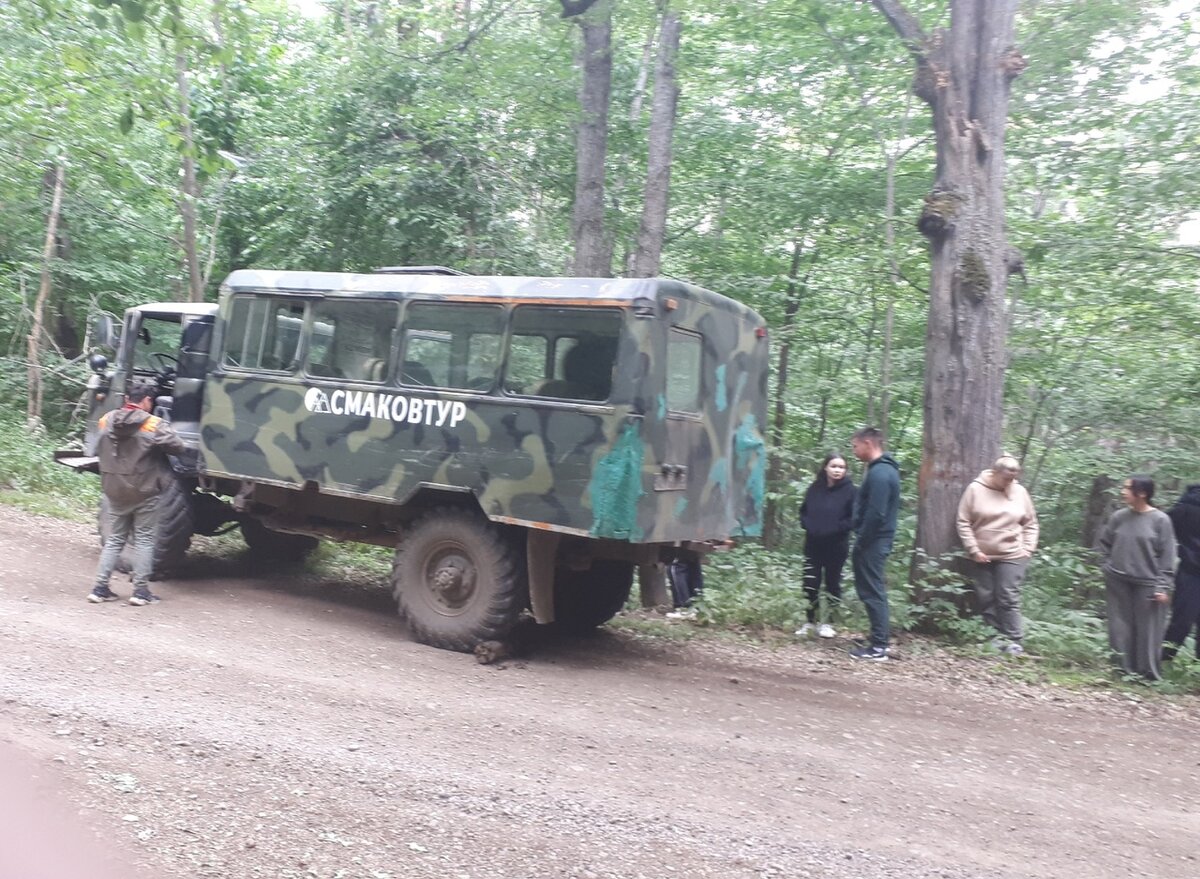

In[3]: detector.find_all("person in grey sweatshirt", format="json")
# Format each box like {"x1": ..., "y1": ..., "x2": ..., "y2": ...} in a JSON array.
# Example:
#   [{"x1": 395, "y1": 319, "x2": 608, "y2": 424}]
[{"x1": 1095, "y1": 475, "x2": 1177, "y2": 681}]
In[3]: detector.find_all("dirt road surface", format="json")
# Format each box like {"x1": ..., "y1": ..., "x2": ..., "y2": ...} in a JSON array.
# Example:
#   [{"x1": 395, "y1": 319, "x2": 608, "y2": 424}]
[{"x1": 0, "y1": 507, "x2": 1196, "y2": 879}]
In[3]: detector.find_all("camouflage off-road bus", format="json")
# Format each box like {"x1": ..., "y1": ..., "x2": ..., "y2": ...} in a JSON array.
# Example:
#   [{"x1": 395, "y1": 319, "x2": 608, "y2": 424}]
[{"x1": 58, "y1": 268, "x2": 769, "y2": 652}]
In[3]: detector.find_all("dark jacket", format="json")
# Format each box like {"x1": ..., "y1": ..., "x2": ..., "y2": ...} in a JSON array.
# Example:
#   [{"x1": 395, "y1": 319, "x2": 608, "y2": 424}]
[
  {"x1": 1168, "y1": 484, "x2": 1200, "y2": 575},
  {"x1": 853, "y1": 453, "x2": 901, "y2": 546},
  {"x1": 96, "y1": 406, "x2": 185, "y2": 510},
  {"x1": 800, "y1": 478, "x2": 856, "y2": 547}
]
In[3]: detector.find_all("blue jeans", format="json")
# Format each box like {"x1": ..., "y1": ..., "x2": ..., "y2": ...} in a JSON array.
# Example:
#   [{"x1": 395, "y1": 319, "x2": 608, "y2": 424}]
[
  {"x1": 852, "y1": 537, "x2": 893, "y2": 648},
  {"x1": 95, "y1": 496, "x2": 159, "y2": 592}
]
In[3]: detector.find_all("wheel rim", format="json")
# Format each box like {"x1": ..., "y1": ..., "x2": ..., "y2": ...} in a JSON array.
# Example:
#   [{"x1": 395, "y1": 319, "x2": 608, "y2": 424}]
[{"x1": 421, "y1": 541, "x2": 479, "y2": 616}]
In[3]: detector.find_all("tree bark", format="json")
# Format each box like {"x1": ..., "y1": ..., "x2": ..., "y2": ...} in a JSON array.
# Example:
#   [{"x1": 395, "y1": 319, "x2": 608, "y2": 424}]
[
  {"x1": 175, "y1": 44, "x2": 204, "y2": 303},
  {"x1": 762, "y1": 240, "x2": 807, "y2": 549},
  {"x1": 27, "y1": 160, "x2": 66, "y2": 429},
  {"x1": 568, "y1": 1, "x2": 613, "y2": 277},
  {"x1": 873, "y1": 0, "x2": 1023, "y2": 571},
  {"x1": 630, "y1": 12, "x2": 680, "y2": 278},
  {"x1": 637, "y1": 563, "x2": 670, "y2": 608},
  {"x1": 1080, "y1": 475, "x2": 1114, "y2": 549}
]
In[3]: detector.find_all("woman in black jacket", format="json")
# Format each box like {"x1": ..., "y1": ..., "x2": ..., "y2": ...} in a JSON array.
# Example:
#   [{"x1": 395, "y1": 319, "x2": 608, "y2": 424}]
[
  {"x1": 796, "y1": 453, "x2": 857, "y2": 638},
  {"x1": 1164, "y1": 483, "x2": 1200, "y2": 662}
]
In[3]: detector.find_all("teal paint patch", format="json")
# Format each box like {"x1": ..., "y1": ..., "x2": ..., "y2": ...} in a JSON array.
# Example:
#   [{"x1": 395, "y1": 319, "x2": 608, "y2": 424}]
[
  {"x1": 734, "y1": 414, "x2": 766, "y2": 535},
  {"x1": 588, "y1": 423, "x2": 645, "y2": 540},
  {"x1": 673, "y1": 496, "x2": 688, "y2": 517},
  {"x1": 714, "y1": 364, "x2": 728, "y2": 412},
  {"x1": 656, "y1": 393, "x2": 667, "y2": 420}
]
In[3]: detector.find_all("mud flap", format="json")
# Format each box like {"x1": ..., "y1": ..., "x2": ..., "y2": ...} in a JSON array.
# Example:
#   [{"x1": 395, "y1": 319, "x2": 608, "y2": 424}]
[{"x1": 526, "y1": 529, "x2": 560, "y2": 624}]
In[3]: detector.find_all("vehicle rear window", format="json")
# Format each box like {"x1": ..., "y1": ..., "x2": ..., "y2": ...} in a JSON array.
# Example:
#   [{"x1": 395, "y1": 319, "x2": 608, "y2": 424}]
[{"x1": 667, "y1": 329, "x2": 702, "y2": 413}]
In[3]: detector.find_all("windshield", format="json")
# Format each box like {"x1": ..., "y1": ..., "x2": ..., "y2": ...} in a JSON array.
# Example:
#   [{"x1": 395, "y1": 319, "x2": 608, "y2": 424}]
[{"x1": 131, "y1": 316, "x2": 184, "y2": 371}]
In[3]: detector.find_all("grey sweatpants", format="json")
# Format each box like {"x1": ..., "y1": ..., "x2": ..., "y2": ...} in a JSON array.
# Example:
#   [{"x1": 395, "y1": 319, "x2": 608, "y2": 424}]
[
  {"x1": 1104, "y1": 570, "x2": 1168, "y2": 681},
  {"x1": 95, "y1": 496, "x2": 159, "y2": 592},
  {"x1": 972, "y1": 558, "x2": 1028, "y2": 641}
]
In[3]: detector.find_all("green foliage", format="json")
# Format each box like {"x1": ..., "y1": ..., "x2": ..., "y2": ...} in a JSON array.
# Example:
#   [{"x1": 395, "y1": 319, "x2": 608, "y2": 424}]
[
  {"x1": 696, "y1": 547, "x2": 808, "y2": 631},
  {"x1": 0, "y1": 417, "x2": 99, "y2": 518}
]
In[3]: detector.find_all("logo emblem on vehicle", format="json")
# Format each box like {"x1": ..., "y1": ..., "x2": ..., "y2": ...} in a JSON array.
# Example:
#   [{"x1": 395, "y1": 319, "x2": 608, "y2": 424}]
[{"x1": 304, "y1": 387, "x2": 332, "y2": 413}]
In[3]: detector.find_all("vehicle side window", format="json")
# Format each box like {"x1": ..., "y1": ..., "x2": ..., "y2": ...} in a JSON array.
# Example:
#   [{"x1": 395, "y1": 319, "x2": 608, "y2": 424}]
[
  {"x1": 305, "y1": 298, "x2": 398, "y2": 382},
  {"x1": 402, "y1": 303, "x2": 504, "y2": 390},
  {"x1": 506, "y1": 306, "x2": 621, "y2": 401},
  {"x1": 506, "y1": 334, "x2": 548, "y2": 394},
  {"x1": 667, "y1": 329, "x2": 702, "y2": 413},
  {"x1": 223, "y1": 297, "x2": 305, "y2": 372}
]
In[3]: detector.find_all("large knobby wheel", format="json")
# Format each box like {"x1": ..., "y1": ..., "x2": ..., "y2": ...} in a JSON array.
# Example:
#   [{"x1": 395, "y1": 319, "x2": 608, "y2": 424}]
[
  {"x1": 392, "y1": 508, "x2": 525, "y2": 652},
  {"x1": 553, "y1": 560, "x2": 634, "y2": 634},
  {"x1": 97, "y1": 475, "x2": 194, "y2": 580},
  {"x1": 240, "y1": 517, "x2": 319, "y2": 561}
]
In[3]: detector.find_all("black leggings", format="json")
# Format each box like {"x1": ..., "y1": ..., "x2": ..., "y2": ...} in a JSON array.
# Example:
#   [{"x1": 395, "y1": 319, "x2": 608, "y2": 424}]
[
  {"x1": 1165, "y1": 567, "x2": 1200, "y2": 659},
  {"x1": 803, "y1": 539, "x2": 848, "y2": 623}
]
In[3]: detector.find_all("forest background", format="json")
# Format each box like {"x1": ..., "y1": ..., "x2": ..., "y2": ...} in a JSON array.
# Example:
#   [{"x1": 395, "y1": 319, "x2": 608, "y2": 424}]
[{"x1": 1, "y1": 0, "x2": 1198, "y2": 688}]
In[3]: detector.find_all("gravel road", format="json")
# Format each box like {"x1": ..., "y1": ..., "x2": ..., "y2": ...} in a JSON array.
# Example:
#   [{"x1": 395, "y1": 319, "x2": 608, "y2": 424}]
[{"x1": 0, "y1": 506, "x2": 1195, "y2": 879}]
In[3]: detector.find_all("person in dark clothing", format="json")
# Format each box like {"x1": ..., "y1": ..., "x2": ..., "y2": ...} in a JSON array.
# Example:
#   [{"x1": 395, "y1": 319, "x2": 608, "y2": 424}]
[
  {"x1": 1163, "y1": 483, "x2": 1200, "y2": 662},
  {"x1": 665, "y1": 540, "x2": 735, "y2": 620},
  {"x1": 667, "y1": 550, "x2": 703, "y2": 611},
  {"x1": 795, "y1": 453, "x2": 856, "y2": 639},
  {"x1": 87, "y1": 381, "x2": 185, "y2": 606},
  {"x1": 848, "y1": 427, "x2": 901, "y2": 661}
]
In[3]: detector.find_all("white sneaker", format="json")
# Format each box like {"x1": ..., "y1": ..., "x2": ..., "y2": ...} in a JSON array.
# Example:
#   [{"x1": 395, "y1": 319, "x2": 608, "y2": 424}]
[
  {"x1": 794, "y1": 623, "x2": 815, "y2": 638},
  {"x1": 666, "y1": 608, "x2": 696, "y2": 621},
  {"x1": 818, "y1": 623, "x2": 836, "y2": 639}
]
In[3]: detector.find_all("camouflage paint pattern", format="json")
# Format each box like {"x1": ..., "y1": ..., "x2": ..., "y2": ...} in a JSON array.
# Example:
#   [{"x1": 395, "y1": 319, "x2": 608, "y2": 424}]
[{"x1": 199, "y1": 272, "x2": 768, "y2": 544}]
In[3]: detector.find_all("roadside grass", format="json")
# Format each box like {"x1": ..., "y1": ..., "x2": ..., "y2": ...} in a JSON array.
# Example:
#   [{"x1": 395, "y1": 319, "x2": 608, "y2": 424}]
[
  {"x1": 2, "y1": 418, "x2": 1195, "y2": 694},
  {"x1": 0, "y1": 418, "x2": 99, "y2": 521}
]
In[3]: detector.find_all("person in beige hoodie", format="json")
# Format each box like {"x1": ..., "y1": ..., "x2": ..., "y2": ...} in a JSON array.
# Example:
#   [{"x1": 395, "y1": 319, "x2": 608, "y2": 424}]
[{"x1": 956, "y1": 456, "x2": 1040, "y2": 655}]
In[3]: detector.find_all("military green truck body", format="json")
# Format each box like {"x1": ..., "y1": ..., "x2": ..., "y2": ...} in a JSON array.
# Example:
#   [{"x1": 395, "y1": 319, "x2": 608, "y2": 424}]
[{"x1": 59, "y1": 269, "x2": 769, "y2": 651}]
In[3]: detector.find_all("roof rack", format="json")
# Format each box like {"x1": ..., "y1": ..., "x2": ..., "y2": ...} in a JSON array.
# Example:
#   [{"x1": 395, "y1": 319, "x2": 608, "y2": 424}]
[{"x1": 373, "y1": 266, "x2": 469, "y2": 276}]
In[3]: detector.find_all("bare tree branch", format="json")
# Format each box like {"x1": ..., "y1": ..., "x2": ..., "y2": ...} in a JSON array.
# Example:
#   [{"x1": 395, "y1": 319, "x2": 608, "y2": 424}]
[{"x1": 869, "y1": 0, "x2": 928, "y2": 56}]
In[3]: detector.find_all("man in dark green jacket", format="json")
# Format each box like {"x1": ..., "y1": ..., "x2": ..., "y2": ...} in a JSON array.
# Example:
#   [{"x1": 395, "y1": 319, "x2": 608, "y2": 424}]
[{"x1": 848, "y1": 426, "x2": 901, "y2": 660}]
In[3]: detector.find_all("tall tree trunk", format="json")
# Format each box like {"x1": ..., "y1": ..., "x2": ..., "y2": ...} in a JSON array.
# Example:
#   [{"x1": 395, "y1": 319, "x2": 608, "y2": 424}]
[
  {"x1": 27, "y1": 160, "x2": 66, "y2": 429},
  {"x1": 880, "y1": 152, "x2": 899, "y2": 438},
  {"x1": 614, "y1": 12, "x2": 659, "y2": 275},
  {"x1": 630, "y1": 12, "x2": 680, "y2": 278},
  {"x1": 762, "y1": 240, "x2": 806, "y2": 549},
  {"x1": 175, "y1": 44, "x2": 204, "y2": 303},
  {"x1": 568, "y1": 2, "x2": 613, "y2": 277},
  {"x1": 873, "y1": 0, "x2": 1025, "y2": 571},
  {"x1": 1080, "y1": 475, "x2": 1114, "y2": 549}
]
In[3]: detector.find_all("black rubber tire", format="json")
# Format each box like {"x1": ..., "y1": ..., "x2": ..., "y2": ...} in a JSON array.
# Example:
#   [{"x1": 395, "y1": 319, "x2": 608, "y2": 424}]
[
  {"x1": 97, "y1": 476, "x2": 194, "y2": 580},
  {"x1": 240, "y1": 517, "x2": 319, "y2": 561},
  {"x1": 152, "y1": 476, "x2": 195, "y2": 578},
  {"x1": 553, "y1": 560, "x2": 634, "y2": 634},
  {"x1": 392, "y1": 508, "x2": 525, "y2": 652}
]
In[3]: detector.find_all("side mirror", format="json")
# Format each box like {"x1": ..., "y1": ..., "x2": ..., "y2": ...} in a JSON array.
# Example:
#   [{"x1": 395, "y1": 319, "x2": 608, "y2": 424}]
[
  {"x1": 88, "y1": 353, "x2": 109, "y2": 374},
  {"x1": 92, "y1": 313, "x2": 119, "y2": 350}
]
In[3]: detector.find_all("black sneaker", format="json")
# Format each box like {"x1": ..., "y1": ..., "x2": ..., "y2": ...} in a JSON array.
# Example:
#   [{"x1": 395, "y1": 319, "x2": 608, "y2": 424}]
[
  {"x1": 128, "y1": 591, "x2": 161, "y2": 607},
  {"x1": 87, "y1": 587, "x2": 120, "y2": 604},
  {"x1": 848, "y1": 644, "x2": 888, "y2": 661}
]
